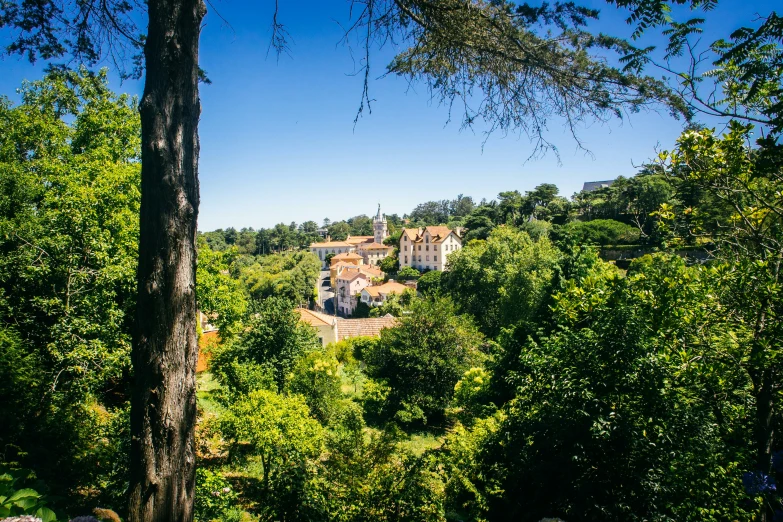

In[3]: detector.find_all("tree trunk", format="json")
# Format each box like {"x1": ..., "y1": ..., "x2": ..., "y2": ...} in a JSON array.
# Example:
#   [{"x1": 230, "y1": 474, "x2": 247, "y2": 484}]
[{"x1": 128, "y1": 0, "x2": 205, "y2": 518}]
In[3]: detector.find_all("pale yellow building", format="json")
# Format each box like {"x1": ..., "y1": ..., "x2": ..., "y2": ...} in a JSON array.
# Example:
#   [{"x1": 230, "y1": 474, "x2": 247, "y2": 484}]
[{"x1": 398, "y1": 226, "x2": 462, "y2": 272}]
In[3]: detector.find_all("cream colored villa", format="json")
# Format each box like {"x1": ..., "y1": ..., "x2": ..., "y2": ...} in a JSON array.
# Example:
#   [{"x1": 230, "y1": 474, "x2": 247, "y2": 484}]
[
  {"x1": 398, "y1": 226, "x2": 462, "y2": 272},
  {"x1": 310, "y1": 241, "x2": 357, "y2": 268}
]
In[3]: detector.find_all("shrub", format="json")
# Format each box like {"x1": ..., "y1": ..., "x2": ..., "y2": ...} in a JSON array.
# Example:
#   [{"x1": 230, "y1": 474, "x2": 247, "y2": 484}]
[{"x1": 194, "y1": 468, "x2": 238, "y2": 522}]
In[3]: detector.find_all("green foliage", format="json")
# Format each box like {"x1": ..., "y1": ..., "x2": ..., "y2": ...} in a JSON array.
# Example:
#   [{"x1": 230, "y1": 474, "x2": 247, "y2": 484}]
[
  {"x1": 416, "y1": 270, "x2": 442, "y2": 296},
  {"x1": 240, "y1": 251, "x2": 320, "y2": 305},
  {"x1": 219, "y1": 389, "x2": 324, "y2": 520},
  {"x1": 211, "y1": 297, "x2": 320, "y2": 392},
  {"x1": 396, "y1": 266, "x2": 420, "y2": 281},
  {"x1": 557, "y1": 218, "x2": 641, "y2": 246},
  {"x1": 314, "y1": 406, "x2": 447, "y2": 521},
  {"x1": 443, "y1": 226, "x2": 561, "y2": 336},
  {"x1": 364, "y1": 297, "x2": 485, "y2": 426},
  {"x1": 287, "y1": 349, "x2": 344, "y2": 424},
  {"x1": 368, "y1": 288, "x2": 415, "y2": 318},
  {"x1": 197, "y1": 240, "x2": 248, "y2": 337},
  {"x1": 194, "y1": 468, "x2": 238, "y2": 522},
  {"x1": 461, "y1": 254, "x2": 754, "y2": 521},
  {"x1": 449, "y1": 367, "x2": 495, "y2": 426},
  {"x1": 378, "y1": 254, "x2": 399, "y2": 273},
  {"x1": 0, "y1": 467, "x2": 57, "y2": 521},
  {"x1": 0, "y1": 68, "x2": 138, "y2": 512}
]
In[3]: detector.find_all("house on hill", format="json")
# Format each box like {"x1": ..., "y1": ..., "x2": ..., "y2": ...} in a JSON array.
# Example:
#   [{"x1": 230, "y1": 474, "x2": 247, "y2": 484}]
[
  {"x1": 296, "y1": 308, "x2": 397, "y2": 346},
  {"x1": 398, "y1": 225, "x2": 462, "y2": 272},
  {"x1": 336, "y1": 267, "x2": 372, "y2": 316},
  {"x1": 309, "y1": 241, "x2": 357, "y2": 268},
  {"x1": 360, "y1": 281, "x2": 409, "y2": 308}
]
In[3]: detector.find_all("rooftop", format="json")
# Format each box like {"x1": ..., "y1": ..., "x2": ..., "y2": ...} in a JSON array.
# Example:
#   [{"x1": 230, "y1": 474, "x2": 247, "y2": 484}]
[
  {"x1": 310, "y1": 241, "x2": 352, "y2": 248},
  {"x1": 295, "y1": 308, "x2": 336, "y2": 327},
  {"x1": 336, "y1": 315, "x2": 397, "y2": 341},
  {"x1": 363, "y1": 281, "x2": 408, "y2": 297},
  {"x1": 582, "y1": 180, "x2": 615, "y2": 192}
]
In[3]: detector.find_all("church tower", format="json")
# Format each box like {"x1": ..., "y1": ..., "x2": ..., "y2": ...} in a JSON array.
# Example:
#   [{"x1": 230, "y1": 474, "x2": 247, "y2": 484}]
[{"x1": 373, "y1": 204, "x2": 388, "y2": 244}]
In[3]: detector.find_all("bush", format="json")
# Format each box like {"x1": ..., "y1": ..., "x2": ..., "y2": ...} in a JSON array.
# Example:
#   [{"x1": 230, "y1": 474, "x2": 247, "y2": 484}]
[
  {"x1": 559, "y1": 219, "x2": 640, "y2": 246},
  {"x1": 396, "y1": 266, "x2": 420, "y2": 281},
  {"x1": 194, "y1": 468, "x2": 238, "y2": 522},
  {"x1": 416, "y1": 270, "x2": 442, "y2": 296}
]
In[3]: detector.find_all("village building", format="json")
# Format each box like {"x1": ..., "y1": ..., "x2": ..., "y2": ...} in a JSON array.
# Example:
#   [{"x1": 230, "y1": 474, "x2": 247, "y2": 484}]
[
  {"x1": 310, "y1": 205, "x2": 393, "y2": 268},
  {"x1": 360, "y1": 281, "x2": 409, "y2": 307},
  {"x1": 336, "y1": 267, "x2": 372, "y2": 316},
  {"x1": 296, "y1": 308, "x2": 397, "y2": 346},
  {"x1": 398, "y1": 225, "x2": 462, "y2": 272},
  {"x1": 310, "y1": 241, "x2": 357, "y2": 268}
]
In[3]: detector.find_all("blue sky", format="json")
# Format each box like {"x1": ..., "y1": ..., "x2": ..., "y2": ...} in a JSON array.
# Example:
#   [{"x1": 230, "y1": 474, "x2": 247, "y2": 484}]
[{"x1": 0, "y1": 0, "x2": 777, "y2": 230}]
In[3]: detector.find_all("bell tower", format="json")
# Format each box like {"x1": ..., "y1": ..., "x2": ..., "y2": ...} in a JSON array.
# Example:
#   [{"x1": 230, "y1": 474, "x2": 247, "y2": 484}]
[{"x1": 373, "y1": 204, "x2": 387, "y2": 244}]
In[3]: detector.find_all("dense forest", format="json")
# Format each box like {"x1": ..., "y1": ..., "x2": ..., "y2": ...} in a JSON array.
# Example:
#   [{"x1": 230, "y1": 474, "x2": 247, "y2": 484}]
[{"x1": 1, "y1": 0, "x2": 782, "y2": 520}]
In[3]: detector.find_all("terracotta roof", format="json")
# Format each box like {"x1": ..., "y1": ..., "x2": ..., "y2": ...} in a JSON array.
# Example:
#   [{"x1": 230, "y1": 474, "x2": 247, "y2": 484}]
[
  {"x1": 424, "y1": 226, "x2": 455, "y2": 243},
  {"x1": 310, "y1": 241, "x2": 352, "y2": 248},
  {"x1": 359, "y1": 266, "x2": 384, "y2": 278},
  {"x1": 295, "y1": 308, "x2": 336, "y2": 327},
  {"x1": 333, "y1": 252, "x2": 364, "y2": 260},
  {"x1": 337, "y1": 268, "x2": 368, "y2": 282},
  {"x1": 332, "y1": 261, "x2": 358, "y2": 270},
  {"x1": 401, "y1": 229, "x2": 419, "y2": 242},
  {"x1": 345, "y1": 236, "x2": 374, "y2": 245},
  {"x1": 336, "y1": 315, "x2": 397, "y2": 341},
  {"x1": 359, "y1": 242, "x2": 392, "y2": 250},
  {"x1": 363, "y1": 281, "x2": 408, "y2": 298}
]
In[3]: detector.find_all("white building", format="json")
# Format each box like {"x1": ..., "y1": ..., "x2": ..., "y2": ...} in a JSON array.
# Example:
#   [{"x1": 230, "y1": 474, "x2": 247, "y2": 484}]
[
  {"x1": 398, "y1": 226, "x2": 462, "y2": 272},
  {"x1": 309, "y1": 241, "x2": 357, "y2": 268}
]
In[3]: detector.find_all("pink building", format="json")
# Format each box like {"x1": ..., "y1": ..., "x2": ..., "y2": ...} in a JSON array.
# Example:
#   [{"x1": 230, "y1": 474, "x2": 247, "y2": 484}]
[{"x1": 336, "y1": 268, "x2": 371, "y2": 317}]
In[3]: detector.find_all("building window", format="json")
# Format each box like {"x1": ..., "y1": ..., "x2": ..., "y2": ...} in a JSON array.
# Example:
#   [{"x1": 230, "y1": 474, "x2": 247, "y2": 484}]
[
  {"x1": 434, "y1": 255, "x2": 437, "y2": 261},
  {"x1": 425, "y1": 245, "x2": 429, "y2": 251},
  {"x1": 425, "y1": 237, "x2": 429, "y2": 243},
  {"x1": 405, "y1": 256, "x2": 408, "y2": 263},
  {"x1": 418, "y1": 255, "x2": 422, "y2": 262},
  {"x1": 426, "y1": 255, "x2": 429, "y2": 261},
  {"x1": 404, "y1": 236, "x2": 407, "y2": 241},
  {"x1": 418, "y1": 245, "x2": 421, "y2": 251}
]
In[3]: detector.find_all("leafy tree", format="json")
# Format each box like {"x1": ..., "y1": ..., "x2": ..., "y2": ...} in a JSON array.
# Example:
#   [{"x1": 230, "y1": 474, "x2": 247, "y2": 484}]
[
  {"x1": 240, "y1": 251, "x2": 321, "y2": 305},
  {"x1": 0, "y1": 70, "x2": 139, "y2": 511},
  {"x1": 657, "y1": 123, "x2": 783, "y2": 519},
  {"x1": 328, "y1": 221, "x2": 352, "y2": 241},
  {"x1": 368, "y1": 289, "x2": 416, "y2": 317},
  {"x1": 443, "y1": 226, "x2": 561, "y2": 336},
  {"x1": 315, "y1": 407, "x2": 447, "y2": 521},
  {"x1": 416, "y1": 270, "x2": 442, "y2": 296},
  {"x1": 193, "y1": 468, "x2": 237, "y2": 522},
  {"x1": 396, "y1": 266, "x2": 420, "y2": 281},
  {"x1": 379, "y1": 254, "x2": 399, "y2": 274},
  {"x1": 557, "y1": 218, "x2": 641, "y2": 246},
  {"x1": 363, "y1": 297, "x2": 484, "y2": 425},
  {"x1": 219, "y1": 389, "x2": 324, "y2": 519},
  {"x1": 196, "y1": 239, "x2": 248, "y2": 337},
  {"x1": 347, "y1": 215, "x2": 374, "y2": 236},
  {"x1": 211, "y1": 297, "x2": 321, "y2": 392},
  {"x1": 458, "y1": 254, "x2": 755, "y2": 521},
  {"x1": 287, "y1": 349, "x2": 344, "y2": 424}
]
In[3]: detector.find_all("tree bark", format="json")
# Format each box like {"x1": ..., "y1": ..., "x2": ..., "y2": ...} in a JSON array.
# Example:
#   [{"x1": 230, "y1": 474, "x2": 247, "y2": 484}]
[{"x1": 128, "y1": 0, "x2": 205, "y2": 518}]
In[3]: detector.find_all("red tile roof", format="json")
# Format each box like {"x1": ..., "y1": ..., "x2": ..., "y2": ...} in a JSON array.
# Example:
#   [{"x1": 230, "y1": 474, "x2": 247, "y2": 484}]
[{"x1": 336, "y1": 315, "x2": 397, "y2": 340}]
